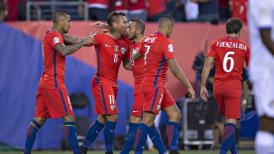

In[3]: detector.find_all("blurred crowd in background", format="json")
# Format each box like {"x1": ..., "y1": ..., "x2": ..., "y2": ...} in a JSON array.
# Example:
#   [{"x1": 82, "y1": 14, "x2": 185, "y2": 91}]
[{"x1": 0, "y1": 0, "x2": 247, "y2": 23}]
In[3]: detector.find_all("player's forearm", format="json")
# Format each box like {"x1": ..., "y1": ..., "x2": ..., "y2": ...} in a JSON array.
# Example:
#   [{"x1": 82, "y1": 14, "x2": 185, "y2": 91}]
[
  {"x1": 200, "y1": 66, "x2": 211, "y2": 88},
  {"x1": 61, "y1": 43, "x2": 83, "y2": 56},
  {"x1": 63, "y1": 34, "x2": 89, "y2": 45},
  {"x1": 171, "y1": 66, "x2": 192, "y2": 88}
]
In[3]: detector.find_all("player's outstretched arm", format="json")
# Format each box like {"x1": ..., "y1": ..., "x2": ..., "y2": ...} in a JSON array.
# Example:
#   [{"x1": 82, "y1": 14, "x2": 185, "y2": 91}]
[
  {"x1": 260, "y1": 28, "x2": 274, "y2": 56},
  {"x1": 200, "y1": 57, "x2": 214, "y2": 102},
  {"x1": 63, "y1": 34, "x2": 92, "y2": 46},
  {"x1": 63, "y1": 34, "x2": 88, "y2": 44},
  {"x1": 55, "y1": 37, "x2": 91, "y2": 56},
  {"x1": 167, "y1": 58, "x2": 195, "y2": 100}
]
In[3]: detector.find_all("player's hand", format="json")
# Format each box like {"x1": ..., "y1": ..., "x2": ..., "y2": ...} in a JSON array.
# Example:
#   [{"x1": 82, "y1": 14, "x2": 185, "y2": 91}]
[
  {"x1": 187, "y1": 87, "x2": 195, "y2": 100},
  {"x1": 91, "y1": 21, "x2": 109, "y2": 29},
  {"x1": 81, "y1": 36, "x2": 93, "y2": 46},
  {"x1": 200, "y1": 86, "x2": 209, "y2": 102}
]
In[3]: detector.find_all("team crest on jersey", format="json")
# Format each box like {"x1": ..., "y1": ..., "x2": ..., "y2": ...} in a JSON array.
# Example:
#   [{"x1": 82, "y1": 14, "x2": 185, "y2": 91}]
[
  {"x1": 110, "y1": 105, "x2": 116, "y2": 110},
  {"x1": 114, "y1": 45, "x2": 119, "y2": 53},
  {"x1": 168, "y1": 44, "x2": 174, "y2": 52},
  {"x1": 121, "y1": 47, "x2": 126, "y2": 54},
  {"x1": 53, "y1": 37, "x2": 60, "y2": 44}
]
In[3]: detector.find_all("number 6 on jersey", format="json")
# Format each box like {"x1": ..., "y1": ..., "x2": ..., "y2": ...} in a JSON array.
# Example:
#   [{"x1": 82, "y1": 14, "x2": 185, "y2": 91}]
[{"x1": 223, "y1": 51, "x2": 235, "y2": 72}]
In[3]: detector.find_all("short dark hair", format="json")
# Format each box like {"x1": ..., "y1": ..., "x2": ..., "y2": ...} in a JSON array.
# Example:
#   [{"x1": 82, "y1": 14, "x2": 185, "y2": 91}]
[
  {"x1": 226, "y1": 18, "x2": 243, "y2": 34},
  {"x1": 107, "y1": 11, "x2": 126, "y2": 28},
  {"x1": 53, "y1": 10, "x2": 69, "y2": 24},
  {"x1": 159, "y1": 14, "x2": 174, "y2": 28},
  {"x1": 129, "y1": 18, "x2": 145, "y2": 34}
]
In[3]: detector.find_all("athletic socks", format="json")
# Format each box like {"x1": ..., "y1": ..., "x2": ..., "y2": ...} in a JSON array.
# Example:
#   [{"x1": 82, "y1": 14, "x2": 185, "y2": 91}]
[
  {"x1": 120, "y1": 123, "x2": 139, "y2": 154},
  {"x1": 64, "y1": 122, "x2": 80, "y2": 154},
  {"x1": 81, "y1": 120, "x2": 104, "y2": 152},
  {"x1": 220, "y1": 123, "x2": 236, "y2": 154},
  {"x1": 134, "y1": 123, "x2": 149, "y2": 154},
  {"x1": 103, "y1": 121, "x2": 117, "y2": 153},
  {"x1": 147, "y1": 124, "x2": 167, "y2": 154},
  {"x1": 255, "y1": 130, "x2": 274, "y2": 154},
  {"x1": 24, "y1": 120, "x2": 41, "y2": 154},
  {"x1": 167, "y1": 121, "x2": 179, "y2": 151}
]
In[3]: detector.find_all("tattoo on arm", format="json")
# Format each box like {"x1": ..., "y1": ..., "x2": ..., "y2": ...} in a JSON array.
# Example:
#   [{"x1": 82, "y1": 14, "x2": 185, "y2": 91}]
[{"x1": 55, "y1": 42, "x2": 83, "y2": 56}]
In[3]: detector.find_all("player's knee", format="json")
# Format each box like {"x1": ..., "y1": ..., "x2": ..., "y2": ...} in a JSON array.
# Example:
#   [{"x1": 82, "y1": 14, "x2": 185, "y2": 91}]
[
  {"x1": 97, "y1": 115, "x2": 107, "y2": 124},
  {"x1": 63, "y1": 115, "x2": 76, "y2": 122},
  {"x1": 106, "y1": 114, "x2": 118, "y2": 122},
  {"x1": 168, "y1": 109, "x2": 181, "y2": 122},
  {"x1": 130, "y1": 116, "x2": 141, "y2": 123},
  {"x1": 34, "y1": 118, "x2": 47, "y2": 126}
]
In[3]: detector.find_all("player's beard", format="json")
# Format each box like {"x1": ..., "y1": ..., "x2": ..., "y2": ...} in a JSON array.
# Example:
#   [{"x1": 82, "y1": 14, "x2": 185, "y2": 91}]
[{"x1": 128, "y1": 34, "x2": 137, "y2": 40}]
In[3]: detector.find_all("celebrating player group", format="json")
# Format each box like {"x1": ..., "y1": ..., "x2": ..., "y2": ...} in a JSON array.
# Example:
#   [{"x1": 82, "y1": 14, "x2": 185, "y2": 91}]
[{"x1": 24, "y1": 2, "x2": 274, "y2": 153}]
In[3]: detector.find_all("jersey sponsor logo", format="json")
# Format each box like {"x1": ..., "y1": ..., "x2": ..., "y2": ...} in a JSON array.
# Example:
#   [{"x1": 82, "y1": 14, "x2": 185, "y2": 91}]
[
  {"x1": 121, "y1": 47, "x2": 126, "y2": 54},
  {"x1": 168, "y1": 44, "x2": 174, "y2": 52},
  {"x1": 53, "y1": 37, "x2": 61, "y2": 44},
  {"x1": 132, "y1": 110, "x2": 139, "y2": 113}
]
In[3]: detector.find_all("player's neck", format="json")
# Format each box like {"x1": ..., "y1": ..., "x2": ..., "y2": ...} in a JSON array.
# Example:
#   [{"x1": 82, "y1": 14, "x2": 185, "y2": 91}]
[
  {"x1": 227, "y1": 34, "x2": 239, "y2": 38},
  {"x1": 109, "y1": 29, "x2": 122, "y2": 39},
  {"x1": 134, "y1": 35, "x2": 144, "y2": 44},
  {"x1": 157, "y1": 29, "x2": 168, "y2": 37},
  {"x1": 52, "y1": 26, "x2": 63, "y2": 34}
]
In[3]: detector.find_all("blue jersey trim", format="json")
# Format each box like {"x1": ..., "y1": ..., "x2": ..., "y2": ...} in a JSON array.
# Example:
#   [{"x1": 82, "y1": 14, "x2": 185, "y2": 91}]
[
  {"x1": 153, "y1": 56, "x2": 165, "y2": 87},
  {"x1": 100, "y1": 86, "x2": 108, "y2": 114},
  {"x1": 150, "y1": 87, "x2": 159, "y2": 111},
  {"x1": 59, "y1": 89, "x2": 68, "y2": 116},
  {"x1": 54, "y1": 49, "x2": 58, "y2": 88},
  {"x1": 96, "y1": 46, "x2": 100, "y2": 85}
]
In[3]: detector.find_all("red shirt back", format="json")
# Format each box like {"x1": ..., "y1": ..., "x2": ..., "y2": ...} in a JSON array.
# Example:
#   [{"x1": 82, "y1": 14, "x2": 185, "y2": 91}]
[
  {"x1": 130, "y1": 40, "x2": 145, "y2": 87},
  {"x1": 232, "y1": 0, "x2": 248, "y2": 23},
  {"x1": 92, "y1": 33, "x2": 130, "y2": 87},
  {"x1": 208, "y1": 37, "x2": 250, "y2": 82},
  {"x1": 140, "y1": 32, "x2": 175, "y2": 87},
  {"x1": 39, "y1": 29, "x2": 66, "y2": 89}
]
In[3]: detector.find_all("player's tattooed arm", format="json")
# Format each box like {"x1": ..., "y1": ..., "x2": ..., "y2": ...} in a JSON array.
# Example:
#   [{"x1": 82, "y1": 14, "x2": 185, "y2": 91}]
[
  {"x1": 55, "y1": 37, "x2": 91, "y2": 56},
  {"x1": 123, "y1": 58, "x2": 132, "y2": 70},
  {"x1": 55, "y1": 43, "x2": 83, "y2": 56},
  {"x1": 63, "y1": 34, "x2": 90, "y2": 45},
  {"x1": 260, "y1": 28, "x2": 274, "y2": 56}
]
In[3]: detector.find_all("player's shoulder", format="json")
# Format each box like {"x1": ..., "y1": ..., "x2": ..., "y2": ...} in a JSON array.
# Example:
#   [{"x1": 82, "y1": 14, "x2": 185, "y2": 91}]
[{"x1": 43, "y1": 29, "x2": 62, "y2": 44}]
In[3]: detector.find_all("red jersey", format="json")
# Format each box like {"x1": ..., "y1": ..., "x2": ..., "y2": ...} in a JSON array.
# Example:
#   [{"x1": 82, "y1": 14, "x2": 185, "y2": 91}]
[
  {"x1": 39, "y1": 29, "x2": 66, "y2": 89},
  {"x1": 130, "y1": 40, "x2": 145, "y2": 87},
  {"x1": 140, "y1": 32, "x2": 175, "y2": 87},
  {"x1": 208, "y1": 36, "x2": 250, "y2": 82},
  {"x1": 92, "y1": 33, "x2": 130, "y2": 87},
  {"x1": 232, "y1": 0, "x2": 248, "y2": 23}
]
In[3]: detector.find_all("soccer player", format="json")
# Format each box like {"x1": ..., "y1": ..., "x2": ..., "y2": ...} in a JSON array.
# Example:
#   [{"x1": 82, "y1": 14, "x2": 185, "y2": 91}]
[
  {"x1": 200, "y1": 18, "x2": 250, "y2": 154},
  {"x1": 24, "y1": 10, "x2": 89, "y2": 154},
  {"x1": 248, "y1": 0, "x2": 274, "y2": 153},
  {"x1": 79, "y1": 12, "x2": 130, "y2": 154},
  {"x1": 133, "y1": 14, "x2": 195, "y2": 154},
  {"x1": 120, "y1": 18, "x2": 166, "y2": 154}
]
